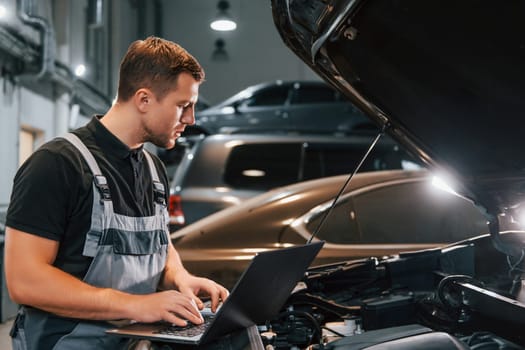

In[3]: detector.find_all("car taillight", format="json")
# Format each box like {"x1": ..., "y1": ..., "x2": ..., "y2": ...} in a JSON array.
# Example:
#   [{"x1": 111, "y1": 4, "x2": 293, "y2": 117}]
[{"x1": 168, "y1": 194, "x2": 185, "y2": 226}]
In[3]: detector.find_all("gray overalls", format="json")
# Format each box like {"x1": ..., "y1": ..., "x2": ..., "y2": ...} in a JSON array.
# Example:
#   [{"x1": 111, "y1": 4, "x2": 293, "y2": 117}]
[{"x1": 11, "y1": 133, "x2": 169, "y2": 350}]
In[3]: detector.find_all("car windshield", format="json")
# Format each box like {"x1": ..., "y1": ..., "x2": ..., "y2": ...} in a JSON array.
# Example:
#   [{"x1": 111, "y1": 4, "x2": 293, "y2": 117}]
[{"x1": 207, "y1": 83, "x2": 271, "y2": 109}]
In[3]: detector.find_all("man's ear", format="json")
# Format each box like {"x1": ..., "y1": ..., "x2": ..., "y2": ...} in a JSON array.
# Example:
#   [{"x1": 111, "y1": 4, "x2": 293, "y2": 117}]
[{"x1": 134, "y1": 88, "x2": 152, "y2": 113}]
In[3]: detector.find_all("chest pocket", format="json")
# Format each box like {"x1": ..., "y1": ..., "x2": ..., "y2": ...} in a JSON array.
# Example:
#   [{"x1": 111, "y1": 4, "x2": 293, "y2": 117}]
[{"x1": 110, "y1": 229, "x2": 167, "y2": 255}]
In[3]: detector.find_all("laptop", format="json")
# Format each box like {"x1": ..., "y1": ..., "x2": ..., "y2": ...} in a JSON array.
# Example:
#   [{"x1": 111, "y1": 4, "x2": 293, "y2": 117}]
[{"x1": 106, "y1": 241, "x2": 324, "y2": 345}]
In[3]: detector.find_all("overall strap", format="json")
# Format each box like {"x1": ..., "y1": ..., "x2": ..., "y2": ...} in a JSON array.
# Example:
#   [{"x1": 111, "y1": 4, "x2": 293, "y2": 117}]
[
  {"x1": 61, "y1": 133, "x2": 111, "y2": 201},
  {"x1": 142, "y1": 150, "x2": 166, "y2": 206}
]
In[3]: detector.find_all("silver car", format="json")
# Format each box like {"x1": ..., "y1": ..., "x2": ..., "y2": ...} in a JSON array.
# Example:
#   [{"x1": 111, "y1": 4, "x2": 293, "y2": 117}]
[{"x1": 190, "y1": 80, "x2": 374, "y2": 135}]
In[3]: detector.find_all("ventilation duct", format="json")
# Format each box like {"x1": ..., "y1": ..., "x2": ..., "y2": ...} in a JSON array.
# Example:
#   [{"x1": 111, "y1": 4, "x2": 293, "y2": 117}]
[{"x1": 16, "y1": 0, "x2": 55, "y2": 79}]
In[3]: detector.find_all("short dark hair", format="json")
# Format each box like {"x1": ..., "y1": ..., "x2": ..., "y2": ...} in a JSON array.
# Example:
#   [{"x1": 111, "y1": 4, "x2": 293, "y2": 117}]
[{"x1": 117, "y1": 36, "x2": 205, "y2": 102}]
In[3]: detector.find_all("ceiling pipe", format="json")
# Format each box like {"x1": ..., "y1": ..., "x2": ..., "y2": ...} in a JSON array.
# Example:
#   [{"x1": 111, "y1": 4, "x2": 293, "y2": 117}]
[{"x1": 16, "y1": 0, "x2": 55, "y2": 79}]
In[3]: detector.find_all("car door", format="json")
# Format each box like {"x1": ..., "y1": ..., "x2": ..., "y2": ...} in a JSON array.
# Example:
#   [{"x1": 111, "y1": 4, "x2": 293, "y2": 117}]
[
  {"x1": 287, "y1": 83, "x2": 368, "y2": 134},
  {"x1": 223, "y1": 142, "x2": 303, "y2": 190},
  {"x1": 232, "y1": 84, "x2": 293, "y2": 132}
]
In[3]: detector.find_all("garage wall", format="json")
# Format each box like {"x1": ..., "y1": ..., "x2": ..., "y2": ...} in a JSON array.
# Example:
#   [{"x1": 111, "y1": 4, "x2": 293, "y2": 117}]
[
  {"x1": 0, "y1": 80, "x2": 70, "y2": 206},
  {"x1": 160, "y1": 0, "x2": 320, "y2": 105},
  {"x1": 0, "y1": 78, "x2": 19, "y2": 207}
]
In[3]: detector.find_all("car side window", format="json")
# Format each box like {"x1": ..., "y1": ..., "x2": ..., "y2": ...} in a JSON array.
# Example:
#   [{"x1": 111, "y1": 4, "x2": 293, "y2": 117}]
[
  {"x1": 241, "y1": 86, "x2": 289, "y2": 107},
  {"x1": 352, "y1": 181, "x2": 487, "y2": 244},
  {"x1": 362, "y1": 146, "x2": 420, "y2": 171},
  {"x1": 291, "y1": 85, "x2": 337, "y2": 104},
  {"x1": 302, "y1": 145, "x2": 369, "y2": 180},
  {"x1": 308, "y1": 180, "x2": 487, "y2": 245},
  {"x1": 300, "y1": 144, "x2": 413, "y2": 181},
  {"x1": 309, "y1": 198, "x2": 362, "y2": 244},
  {"x1": 223, "y1": 143, "x2": 302, "y2": 190}
]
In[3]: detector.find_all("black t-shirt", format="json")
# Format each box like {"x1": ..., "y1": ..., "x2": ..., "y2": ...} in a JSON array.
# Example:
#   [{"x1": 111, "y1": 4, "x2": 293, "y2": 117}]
[{"x1": 6, "y1": 116, "x2": 170, "y2": 279}]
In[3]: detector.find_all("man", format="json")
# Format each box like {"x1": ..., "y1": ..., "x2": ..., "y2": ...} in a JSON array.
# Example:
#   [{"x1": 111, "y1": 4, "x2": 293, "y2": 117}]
[{"x1": 4, "y1": 36, "x2": 229, "y2": 349}]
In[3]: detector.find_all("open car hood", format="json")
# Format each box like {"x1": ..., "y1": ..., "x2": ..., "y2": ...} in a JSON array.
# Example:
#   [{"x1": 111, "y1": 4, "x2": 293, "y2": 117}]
[{"x1": 271, "y1": 0, "x2": 525, "y2": 238}]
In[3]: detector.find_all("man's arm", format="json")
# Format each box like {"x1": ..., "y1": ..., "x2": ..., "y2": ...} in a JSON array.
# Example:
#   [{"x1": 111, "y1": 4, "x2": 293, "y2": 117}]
[{"x1": 4, "y1": 227, "x2": 204, "y2": 326}]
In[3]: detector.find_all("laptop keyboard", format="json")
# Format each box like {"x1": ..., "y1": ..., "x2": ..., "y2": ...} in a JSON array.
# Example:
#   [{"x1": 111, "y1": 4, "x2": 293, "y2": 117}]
[{"x1": 154, "y1": 314, "x2": 215, "y2": 338}]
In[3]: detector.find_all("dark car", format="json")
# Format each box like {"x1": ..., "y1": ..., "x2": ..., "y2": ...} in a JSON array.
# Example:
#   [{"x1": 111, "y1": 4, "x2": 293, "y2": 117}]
[
  {"x1": 263, "y1": 0, "x2": 525, "y2": 348},
  {"x1": 164, "y1": 133, "x2": 420, "y2": 230},
  {"x1": 171, "y1": 169, "x2": 487, "y2": 289},
  {"x1": 189, "y1": 80, "x2": 375, "y2": 135},
  {"x1": 195, "y1": 96, "x2": 210, "y2": 112}
]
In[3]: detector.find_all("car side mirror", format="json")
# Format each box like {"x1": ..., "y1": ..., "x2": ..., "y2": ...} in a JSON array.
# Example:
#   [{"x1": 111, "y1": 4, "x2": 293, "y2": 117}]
[
  {"x1": 219, "y1": 104, "x2": 240, "y2": 115},
  {"x1": 232, "y1": 102, "x2": 242, "y2": 114}
]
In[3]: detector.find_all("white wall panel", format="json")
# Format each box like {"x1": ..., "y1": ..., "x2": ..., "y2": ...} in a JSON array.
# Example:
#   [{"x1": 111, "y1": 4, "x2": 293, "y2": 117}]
[{"x1": 0, "y1": 78, "x2": 20, "y2": 206}]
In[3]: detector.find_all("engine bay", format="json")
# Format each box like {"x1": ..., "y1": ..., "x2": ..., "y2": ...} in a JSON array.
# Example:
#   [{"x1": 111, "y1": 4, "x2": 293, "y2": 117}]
[{"x1": 260, "y1": 232, "x2": 525, "y2": 349}]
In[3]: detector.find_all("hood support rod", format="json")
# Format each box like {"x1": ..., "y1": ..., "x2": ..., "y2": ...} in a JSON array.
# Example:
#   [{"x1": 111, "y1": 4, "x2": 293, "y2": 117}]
[{"x1": 308, "y1": 123, "x2": 388, "y2": 244}]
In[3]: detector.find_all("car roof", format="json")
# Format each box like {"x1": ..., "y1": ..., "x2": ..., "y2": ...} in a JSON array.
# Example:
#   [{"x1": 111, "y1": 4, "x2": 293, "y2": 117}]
[
  {"x1": 206, "y1": 80, "x2": 336, "y2": 109},
  {"x1": 189, "y1": 132, "x2": 389, "y2": 144}
]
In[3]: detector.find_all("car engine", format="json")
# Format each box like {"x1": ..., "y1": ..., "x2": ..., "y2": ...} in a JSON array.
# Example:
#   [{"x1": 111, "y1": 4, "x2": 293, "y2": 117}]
[{"x1": 260, "y1": 232, "x2": 525, "y2": 349}]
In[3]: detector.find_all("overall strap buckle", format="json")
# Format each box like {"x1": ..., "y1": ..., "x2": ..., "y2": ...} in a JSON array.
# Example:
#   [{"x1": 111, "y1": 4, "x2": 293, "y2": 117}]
[
  {"x1": 94, "y1": 175, "x2": 112, "y2": 202},
  {"x1": 153, "y1": 181, "x2": 166, "y2": 206}
]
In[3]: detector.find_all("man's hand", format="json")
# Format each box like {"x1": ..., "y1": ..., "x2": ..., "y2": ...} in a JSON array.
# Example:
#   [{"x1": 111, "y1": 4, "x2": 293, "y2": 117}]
[
  {"x1": 161, "y1": 242, "x2": 230, "y2": 313},
  {"x1": 126, "y1": 290, "x2": 204, "y2": 326},
  {"x1": 174, "y1": 272, "x2": 230, "y2": 313}
]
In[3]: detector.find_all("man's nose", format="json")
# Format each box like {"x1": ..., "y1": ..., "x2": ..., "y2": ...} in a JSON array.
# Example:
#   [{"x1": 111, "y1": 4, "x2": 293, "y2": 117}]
[{"x1": 181, "y1": 108, "x2": 195, "y2": 125}]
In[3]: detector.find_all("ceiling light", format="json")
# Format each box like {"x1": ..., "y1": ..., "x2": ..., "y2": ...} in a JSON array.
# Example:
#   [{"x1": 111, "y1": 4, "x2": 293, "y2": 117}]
[
  {"x1": 211, "y1": 19, "x2": 236, "y2": 31},
  {"x1": 74, "y1": 64, "x2": 86, "y2": 77},
  {"x1": 0, "y1": 5, "x2": 8, "y2": 19},
  {"x1": 210, "y1": 0, "x2": 237, "y2": 32}
]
